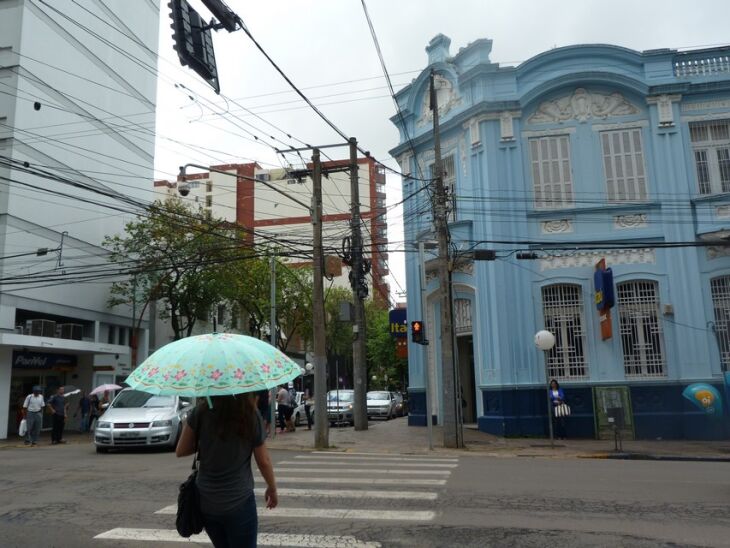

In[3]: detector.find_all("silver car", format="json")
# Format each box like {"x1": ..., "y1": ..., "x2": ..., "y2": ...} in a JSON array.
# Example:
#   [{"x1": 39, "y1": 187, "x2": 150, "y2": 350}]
[
  {"x1": 327, "y1": 390, "x2": 354, "y2": 425},
  {"x1": 366, "y1": 391, "x2": 397, "y2": 420},
  {"x1": 93, "y1": 389, "x2": 192, "y2": 453}
]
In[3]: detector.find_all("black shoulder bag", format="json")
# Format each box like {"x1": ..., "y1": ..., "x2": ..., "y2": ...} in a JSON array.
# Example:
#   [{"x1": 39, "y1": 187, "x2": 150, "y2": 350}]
[{"x1": 176, "y1": 419, "x2": 204, "y2": 537}]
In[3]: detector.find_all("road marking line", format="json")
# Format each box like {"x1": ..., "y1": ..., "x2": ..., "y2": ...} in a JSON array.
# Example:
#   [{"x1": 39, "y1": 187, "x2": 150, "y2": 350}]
[
  {"x1": 309, "y1": 451, "x2": 457, "y2": 462},
  {"x1": 256, "y1": 476, "x2": 447, "y2": 486},
  {"x1": 155, "y1": 506, "x2": 435, "y2": 521},
  {"x1": 252, "y1": 487, "x2": 438, "y2": 500},
  {"x1": 282, "y1": 459, "x2": 458, "y2": 468},
  {"x1": 276, "y1": 467, "x2": 450, "y2": 476},
  {"x1": 94, "y1": 528, "x2": 381, "y2": 547}
]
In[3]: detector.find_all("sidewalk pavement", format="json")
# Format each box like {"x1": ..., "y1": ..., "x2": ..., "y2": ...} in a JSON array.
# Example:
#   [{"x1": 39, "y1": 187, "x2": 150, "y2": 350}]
[{"x1": 3, "y1": 418, "x2": 729, "y2": 461}]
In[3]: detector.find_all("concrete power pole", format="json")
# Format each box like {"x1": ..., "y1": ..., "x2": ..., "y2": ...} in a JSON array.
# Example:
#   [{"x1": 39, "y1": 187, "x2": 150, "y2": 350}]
[
  {"x1": 312, "y1": 148, "x2": 329, "y2": 448},
  {"x1": 349, "y1": 137, "x2": 368, "y2": 431},
  {"x1": 430, "y1": 70, "x2": 462, "y2": 448}
]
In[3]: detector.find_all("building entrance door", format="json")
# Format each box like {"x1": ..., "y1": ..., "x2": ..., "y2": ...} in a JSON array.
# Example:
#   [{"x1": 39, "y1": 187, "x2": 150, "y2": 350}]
[{"x1": 457, "y1": 335, "x2": 476, "y2": 423}]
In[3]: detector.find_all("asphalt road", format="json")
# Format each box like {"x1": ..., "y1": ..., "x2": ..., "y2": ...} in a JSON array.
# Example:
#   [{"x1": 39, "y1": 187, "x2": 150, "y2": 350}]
[{"x1": 0, "y1": 440, "x2": 728, "y2": 547}]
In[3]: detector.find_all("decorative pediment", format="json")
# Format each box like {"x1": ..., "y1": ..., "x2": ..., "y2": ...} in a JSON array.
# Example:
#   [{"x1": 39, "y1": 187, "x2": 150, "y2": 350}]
[
  {"x1": 417, "y1": 74, "x2": 461, "y2": 127},
  {"x1": 528, "y1": 88, "x2": 639, "y2": 124}
]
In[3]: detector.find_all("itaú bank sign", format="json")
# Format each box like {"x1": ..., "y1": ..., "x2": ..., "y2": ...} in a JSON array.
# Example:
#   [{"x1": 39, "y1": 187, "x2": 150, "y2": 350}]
[{"x1": 12, "y1": 351, "x2": 77, "y2": 370}]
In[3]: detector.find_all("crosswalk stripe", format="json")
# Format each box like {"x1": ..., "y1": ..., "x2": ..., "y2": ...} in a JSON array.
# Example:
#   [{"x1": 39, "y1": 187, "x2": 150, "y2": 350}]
[
  {"x1": 252, "y1": 487, "x2": 438, "y2": 500},
  {"x1": 308, "y1": 452, "x2": 457, "y2": 462},
  {"x1": 155, "y1": 505, "x2": 436, "y2": 521},
  {"x1": 94, "y1": 528, "x2": 381, "y2": 547},
  {"x1": 281, "y1": 459, "x2": 458, "y2": 468},
  {"x1": 275, "y1": 467, "x2": 450, "y2": 476},
  {"x1": 256, "y1": 476, "x2": 447, "y2": 486}
]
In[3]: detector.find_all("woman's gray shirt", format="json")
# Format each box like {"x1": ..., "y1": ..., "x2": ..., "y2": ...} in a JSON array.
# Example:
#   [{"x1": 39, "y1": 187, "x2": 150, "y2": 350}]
[{"x1": 187, "y1": 406, "x2": 265, "y2": 514}]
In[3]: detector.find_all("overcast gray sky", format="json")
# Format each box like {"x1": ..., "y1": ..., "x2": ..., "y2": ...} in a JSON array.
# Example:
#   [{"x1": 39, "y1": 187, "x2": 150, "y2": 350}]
[{"x1": 153, "y1": 0, "x2": 730, "y2": 302}]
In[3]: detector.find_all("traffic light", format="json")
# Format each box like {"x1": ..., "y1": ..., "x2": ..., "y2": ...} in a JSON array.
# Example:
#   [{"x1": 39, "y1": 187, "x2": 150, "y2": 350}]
[
  {"x1": 169, "y1": 0, "x2": 220, "y2": 94},
  {"x1": 411, "y1": 320, "x2": 426, "y2": 345}
]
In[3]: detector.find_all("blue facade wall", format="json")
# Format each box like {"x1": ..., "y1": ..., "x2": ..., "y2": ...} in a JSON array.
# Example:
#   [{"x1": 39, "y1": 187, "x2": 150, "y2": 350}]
[{"x1": 391, "y1": 36, "x2": 730, "y2": 441}]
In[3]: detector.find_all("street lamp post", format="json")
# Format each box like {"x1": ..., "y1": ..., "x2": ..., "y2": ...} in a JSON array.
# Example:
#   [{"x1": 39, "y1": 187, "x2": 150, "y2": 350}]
[{"x1": 534, "y1": 330, "x2": 556, "y2": 448}]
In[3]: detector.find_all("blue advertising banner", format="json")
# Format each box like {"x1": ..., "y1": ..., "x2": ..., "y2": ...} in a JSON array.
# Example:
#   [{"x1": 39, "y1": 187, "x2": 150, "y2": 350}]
[
  {"x1": 389, "y1": 308, "x2": 407, "y2": 338},
  {"x1": 12, "y1": 351, "x2": 77, "y2": 370}
]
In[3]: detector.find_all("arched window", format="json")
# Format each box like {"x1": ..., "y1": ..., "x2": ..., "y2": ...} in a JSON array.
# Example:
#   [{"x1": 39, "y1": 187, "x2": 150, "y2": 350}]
[
  {"x1": 710, "y1": 275, "x2": 730, "y2": 370},
  {"x1": 541, "y1": 284, "x2": 588, "y2": 379},
  {"x1": 617, "y1": 280, "x2": 665, "y2": 377}
]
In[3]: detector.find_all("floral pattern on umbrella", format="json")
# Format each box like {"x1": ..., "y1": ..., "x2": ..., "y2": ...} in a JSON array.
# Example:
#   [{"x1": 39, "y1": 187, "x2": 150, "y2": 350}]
[{"x1": 125, "y1": 333, "x2": 301, "y2": 397}]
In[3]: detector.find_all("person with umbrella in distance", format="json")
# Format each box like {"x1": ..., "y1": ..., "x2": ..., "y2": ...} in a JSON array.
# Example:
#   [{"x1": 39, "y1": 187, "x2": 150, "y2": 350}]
[{"x1": 125, "y1": 332, "x2": 297, "y2": 547}]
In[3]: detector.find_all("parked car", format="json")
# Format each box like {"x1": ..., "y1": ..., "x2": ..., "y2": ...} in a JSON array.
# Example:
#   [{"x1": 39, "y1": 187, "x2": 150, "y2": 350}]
[
  {"x1": 274, "y1": 391, "x2": 306, "y2": 426},
  {"x1": 393, "y1": 392, "x2": 408, "y2": 417},
  {"x1": 93, "y1": 389, "x2": 192, "y2": 453},
  {"x1": 327, "y1": 389, "x2": 354, "y2": 425},
  {"x1": 366, "y1": 391, "x2": 397, "y2": 420}
]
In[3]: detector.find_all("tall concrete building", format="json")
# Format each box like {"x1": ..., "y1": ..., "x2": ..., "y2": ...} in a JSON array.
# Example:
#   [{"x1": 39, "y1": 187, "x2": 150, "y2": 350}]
[
  {"x1": 391, "y1": 35, "x2": 730, "y2": 440},
  {"x1": 0, "y1": 0, "x2": 160, "y2": 438}
]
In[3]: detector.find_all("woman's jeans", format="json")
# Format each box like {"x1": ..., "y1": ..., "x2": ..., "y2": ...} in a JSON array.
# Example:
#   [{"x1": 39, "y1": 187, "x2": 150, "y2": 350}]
[{"x1": 202, "y1": 494, "x2": 257, "y2": 548}]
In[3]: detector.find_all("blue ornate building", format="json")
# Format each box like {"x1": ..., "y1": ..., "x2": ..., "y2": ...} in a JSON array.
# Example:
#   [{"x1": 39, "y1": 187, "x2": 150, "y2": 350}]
[{"x1": 390, "y1": 35, "x2": 730, "y2": 440}]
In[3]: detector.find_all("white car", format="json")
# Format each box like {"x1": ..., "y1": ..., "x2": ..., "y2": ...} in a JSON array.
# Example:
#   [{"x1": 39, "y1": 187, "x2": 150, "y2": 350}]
[
  {"x1": 366, "y1": 391, "x2": 397, "y2": 420},
  {"x1": 93, "y1": 389, "x2": 192, "y2": 453}
]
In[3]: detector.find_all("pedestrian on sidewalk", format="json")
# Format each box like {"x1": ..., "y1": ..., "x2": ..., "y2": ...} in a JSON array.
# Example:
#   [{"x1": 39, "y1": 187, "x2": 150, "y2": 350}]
[
  {"x1": 176, "y1": 393, "x2": 278, "y2": 548},
  {"x1": 47, "y1": 386, "x2": 68, "y2": 444},
  {"x1": 75, "y1": 391, "x2": 91, "y2": 433},
  {"x1": 88, "y1": 393, "x2": 100, "y2": 431},
  {"x1": 285, "y1": 382, "x2": 296, "y2": 432},
  {"x1": 22, "y1": 385, "x2": 45, "y2": 446},
  {"x1": 549, "y1": 379, "x2": 568, "y2": 440},
  {"x1": 256, "y1": 389, "x2": 272, "y2": 437},
  {"x1": 276, "y1": 385, "x2": 291, "y2": 433},
  {"x1": 302, "y1": 388, "x2": 313, "y2": 430}
]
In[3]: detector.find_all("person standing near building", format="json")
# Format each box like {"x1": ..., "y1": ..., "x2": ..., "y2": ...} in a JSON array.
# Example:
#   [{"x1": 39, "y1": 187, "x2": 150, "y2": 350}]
[
  {"x1": 302, "y1": 388, "x2": 313, "y2": 430},
  {"x1": 549, "y1": 379, "x2": 568, "y2": 440},
  {"x1": 47, "y1": 386, "x2": 68, "y2": 444},
  {"x1": 276, "y1": 385, "x2": 290, "y2": 433},
  {"x1": 75, "y1": 391, "x2": 91, "y2": 433},
  {"x1": 22, "y1": 386, "x2": 45, "y2": 446}
]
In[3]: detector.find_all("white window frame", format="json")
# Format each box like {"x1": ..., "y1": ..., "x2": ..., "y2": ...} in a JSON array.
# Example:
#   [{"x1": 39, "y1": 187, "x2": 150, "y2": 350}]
[
  {"x1": 689, "y1": 119, "x2": 730, "y2": 195},
  {"x1": 710, "y1": 275, "x2": 730, "y2": 371},
  {"x1": 541, "y1": 284, "x2": 588, "y2": 380},
  {"x1": 600, "y1": 128, "x2": 648, "y2": 202},
  {"x1": 617, "y1": 280, "x2": 666, "y2": 378},
  {"x1": 530, "y1": 135, "x2": 574, "y2": 209}
]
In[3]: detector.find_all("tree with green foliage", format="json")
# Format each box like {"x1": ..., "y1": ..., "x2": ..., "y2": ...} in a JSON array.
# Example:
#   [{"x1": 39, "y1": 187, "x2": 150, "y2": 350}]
[
  {"x1": 366, "y1": 302, "x2": 408, "y2": 391},
  {"x1": 104, "y1": 198, "x2": 245, "y2": 340}
]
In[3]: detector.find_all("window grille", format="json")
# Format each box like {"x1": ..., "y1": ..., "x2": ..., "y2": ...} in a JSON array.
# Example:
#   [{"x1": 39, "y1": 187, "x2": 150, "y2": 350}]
[
  {"x1": 617, "y1": 280, "x2": 665, "y2": 377},
  {"x1": 530, "y1": 135, "x2": 574, "y2": 208},
  {"x1": 601, "y1": 129, "x2": 648, "y2": 202},
  {"x1": 710, "y1": 276, "x2": 730, "y2": 371},
  {"x1": 689, "y1": 120, "x2": 730, "y2": 195},
  {"x1": 205, "y1": 195, "x2": 212, "y2": 207},
  {"x1": 206, "y1": 180, "x2": 213, "y2": 193},
  {"x1": 541, "y1": 284, "x2": 588, "y2": 379}
]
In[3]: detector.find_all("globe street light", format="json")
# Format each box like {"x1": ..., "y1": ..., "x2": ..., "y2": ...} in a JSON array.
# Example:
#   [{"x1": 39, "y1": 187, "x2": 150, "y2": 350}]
[{"x1": 534, "y1": 330, "x2": 556, "y2": 447}]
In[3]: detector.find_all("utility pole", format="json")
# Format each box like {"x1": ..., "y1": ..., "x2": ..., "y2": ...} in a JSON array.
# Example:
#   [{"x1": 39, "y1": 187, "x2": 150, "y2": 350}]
[
  {"x1": 311, "y1": 148, "x2": 329, "y2": 448},
  {"x1": 349, "y1": 137, "x2": 368, "y2": 431},
  {"x1": 269, "y1": 255, "x2": 277, "y2": 438},
  {"x1": 430, "y1": 69, "x2": 461, "y2": 448}
]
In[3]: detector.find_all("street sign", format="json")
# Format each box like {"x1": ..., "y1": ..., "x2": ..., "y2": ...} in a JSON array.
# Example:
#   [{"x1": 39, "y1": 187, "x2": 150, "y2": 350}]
[{"x1": 389, "y1": 308, "x2": 407, "y2": 338}]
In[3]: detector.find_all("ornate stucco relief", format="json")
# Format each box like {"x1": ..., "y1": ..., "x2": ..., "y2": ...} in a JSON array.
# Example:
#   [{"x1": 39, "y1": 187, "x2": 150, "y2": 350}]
[
  {"x1": 707, "y1": 246, "x2": 730, "y2": 260},
  {"x1": 528, "y1": 88, "x2": 639, "y2": 124},
  {"x1": 614, "y1": 214, "x2": 648, "y2": 229},
  {"x1": 500, "y1": 111, "x2": 515, "y2": 141},
  {"x1": 681, "y1": 99, "x2": 730, "y2": 112},
  {"x1": 541, "y1": 220, "x2": 573, "y2": 234},
  {"x1": 417, "y1": 74, "x2": 462, "y2": 127},
  {"x1": 539, "y1": 249, "x2": 656, "y2": 271},
  {"x1": 715, "y1": 206, "x2": 730, "y2": 219}
]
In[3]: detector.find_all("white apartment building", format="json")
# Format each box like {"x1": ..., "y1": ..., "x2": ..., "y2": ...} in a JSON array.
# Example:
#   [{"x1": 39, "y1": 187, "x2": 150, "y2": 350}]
[
  {"x1": 0, "y1": 0, "x2": 160, "y2": 438},
  {"x1": 153, "y1": 158, "x2": 390, "y2": 345}
]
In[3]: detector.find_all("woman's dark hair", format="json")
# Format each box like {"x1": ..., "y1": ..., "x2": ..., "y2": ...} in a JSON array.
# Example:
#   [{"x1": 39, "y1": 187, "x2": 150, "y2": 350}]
[
  {"x1": 198, "y1": 393, "x2": 258, "y2": 441},
  {"x1": 549, "y1": 379, "x2": 560, "y2": 388}
]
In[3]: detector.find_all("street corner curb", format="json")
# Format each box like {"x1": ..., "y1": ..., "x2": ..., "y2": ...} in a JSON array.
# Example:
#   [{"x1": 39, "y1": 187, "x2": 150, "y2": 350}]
[{"x1": 580, "y1": 452, "x2": 730, "y2": 463}]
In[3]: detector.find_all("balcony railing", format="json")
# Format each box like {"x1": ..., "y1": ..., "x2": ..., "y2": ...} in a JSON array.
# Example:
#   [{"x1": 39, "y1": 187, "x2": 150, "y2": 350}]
[{"x1": 674, "y1": 51, "x2": 730, "y2": 78}]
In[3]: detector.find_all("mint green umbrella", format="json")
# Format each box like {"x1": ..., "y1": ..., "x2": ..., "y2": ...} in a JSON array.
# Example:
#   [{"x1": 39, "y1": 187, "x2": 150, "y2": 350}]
[{"x1": 125, "y1": 333, "x2": 301, "y2": 397}]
